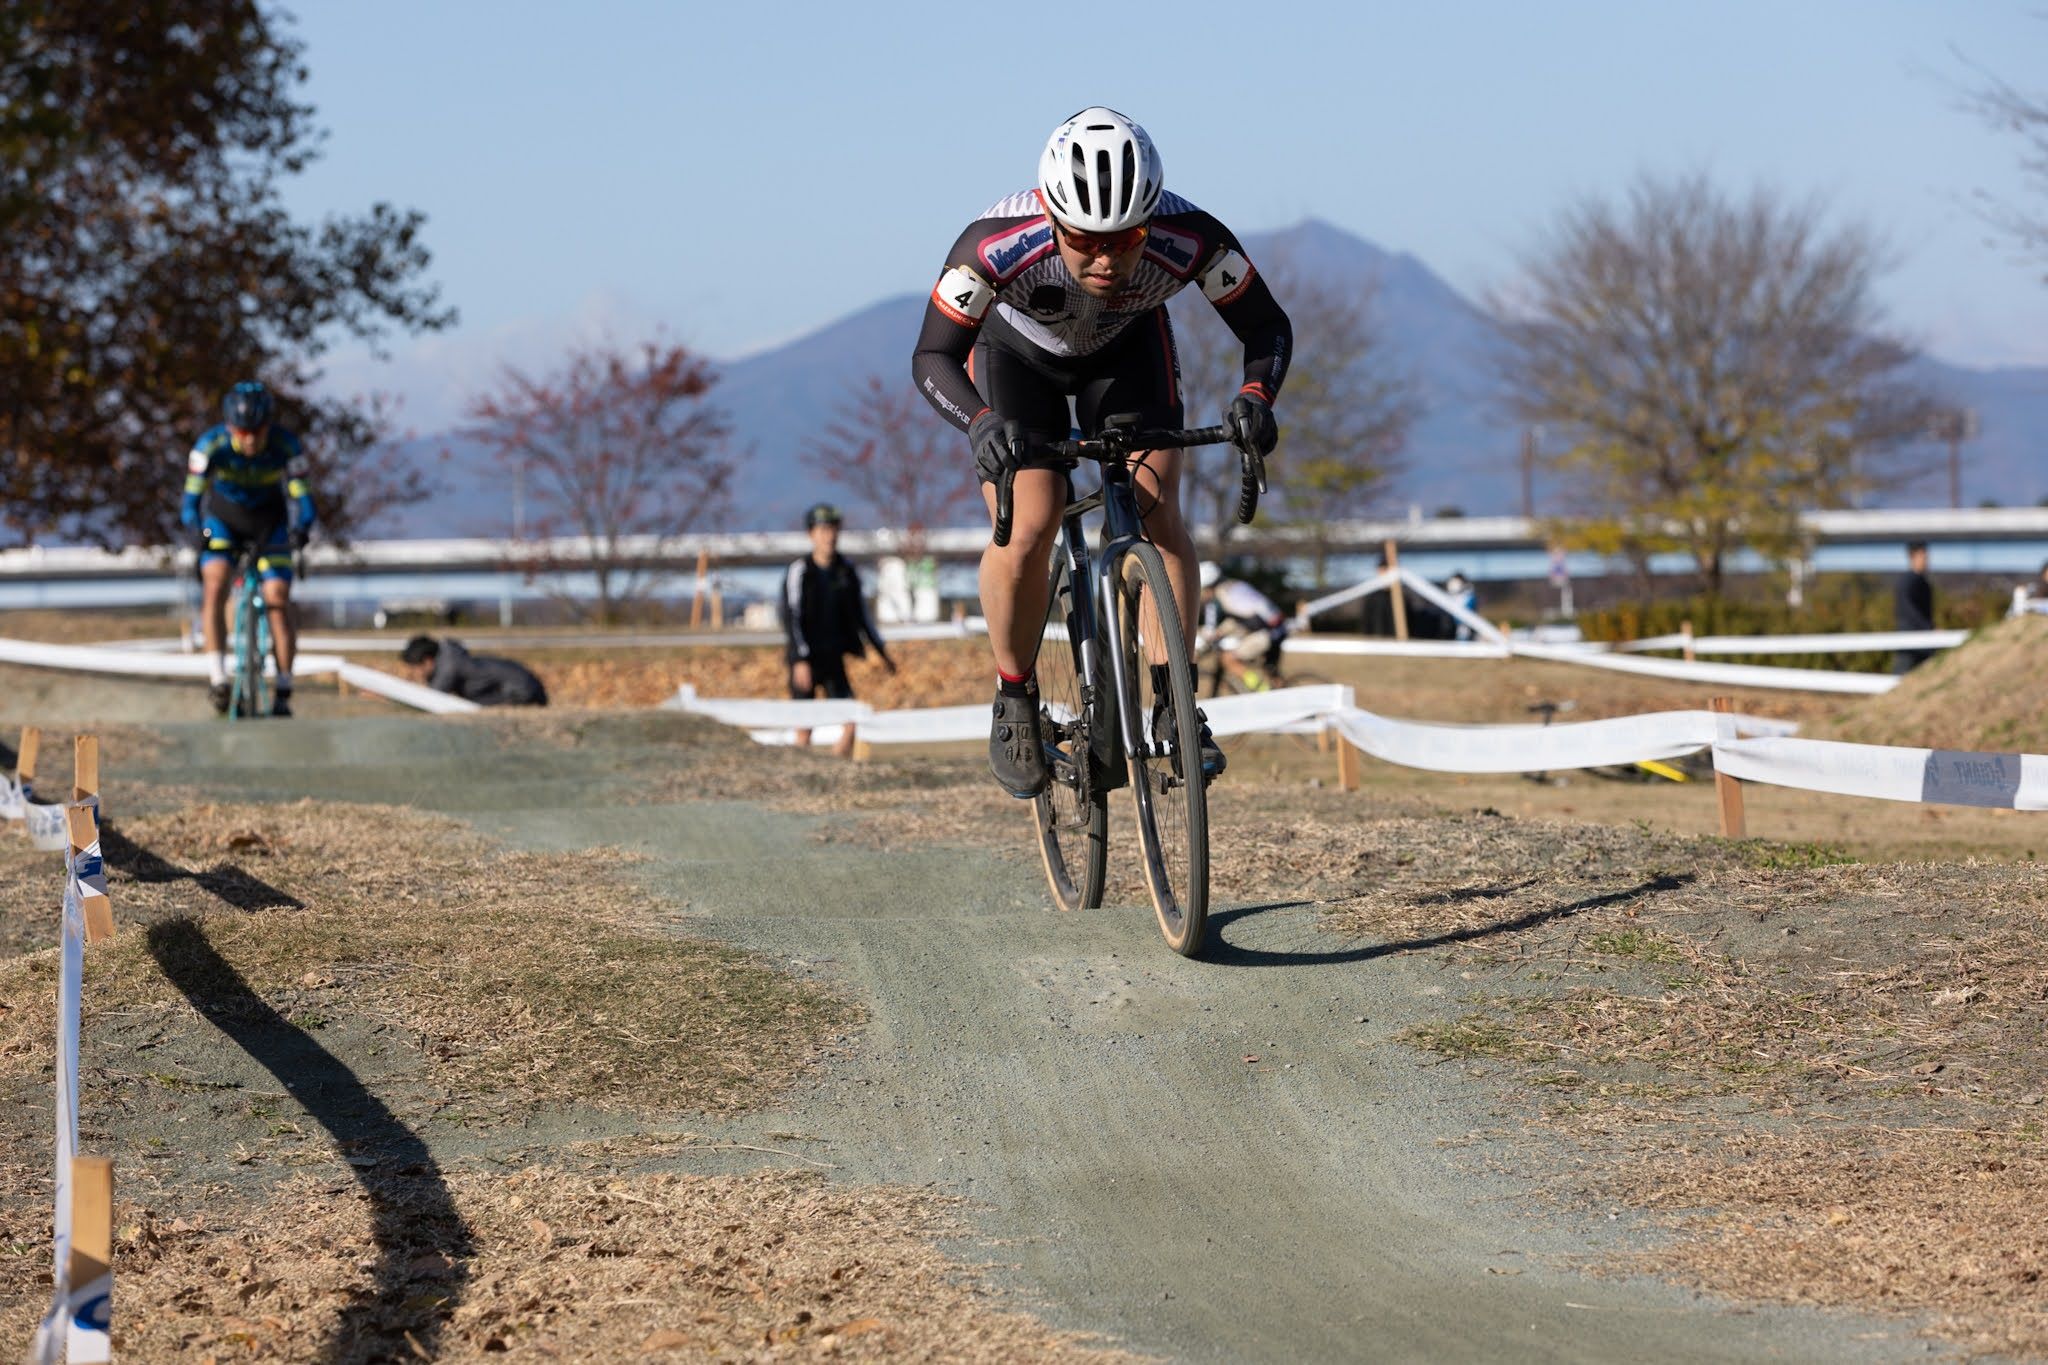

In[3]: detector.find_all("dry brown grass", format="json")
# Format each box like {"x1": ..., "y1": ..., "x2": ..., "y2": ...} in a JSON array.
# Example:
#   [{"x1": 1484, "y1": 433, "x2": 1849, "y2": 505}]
[
  {"x1": 0, "y1": 1159, "x2": 1139, "y2": 1363},
  {"x1": 0, "y1": 799, "x2": 849, "y2": 1113},
  {"x1": 1829, "y1": 614, "x2": 2048, "y2": 753}
]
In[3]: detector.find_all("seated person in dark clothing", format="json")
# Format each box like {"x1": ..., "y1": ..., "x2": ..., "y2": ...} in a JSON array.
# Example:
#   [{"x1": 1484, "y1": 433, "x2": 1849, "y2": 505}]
[{"x1": 399, "y1": 635, "x2": 549, "y2": 706}]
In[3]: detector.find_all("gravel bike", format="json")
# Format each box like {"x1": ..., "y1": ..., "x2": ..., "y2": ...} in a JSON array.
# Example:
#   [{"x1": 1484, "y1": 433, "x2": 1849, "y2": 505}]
[{"x1": 991, "y1": 413, "x2": 1265, "y2": 957}]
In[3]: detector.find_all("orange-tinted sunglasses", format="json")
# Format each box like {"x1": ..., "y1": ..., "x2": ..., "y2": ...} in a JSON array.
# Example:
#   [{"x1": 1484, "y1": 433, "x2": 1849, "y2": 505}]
[{"x1": 1055, "y1": 220, "x2": 1147, "y2": 257}]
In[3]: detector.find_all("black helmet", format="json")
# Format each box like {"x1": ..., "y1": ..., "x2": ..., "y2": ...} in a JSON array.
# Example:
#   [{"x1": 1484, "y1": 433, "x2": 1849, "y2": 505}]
[
  {"x1": 223, "y1": 381, "x2": 274, "y2": 430},
  {"x1": 804, "y1": 502, "x2": 843, "y2": 529}
]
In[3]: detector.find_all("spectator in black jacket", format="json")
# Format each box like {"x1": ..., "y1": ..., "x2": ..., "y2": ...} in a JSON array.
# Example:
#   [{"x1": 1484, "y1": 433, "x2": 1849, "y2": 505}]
[
  {"x1": 1892, "y1": 541, "x2": 1936, "y2": 674},
  {"x1": 400, "y1": 635, "x2": 549, "y2": 706},
  {"x1": 782, "y1": 503, "x2": 896, "y2": 755}
]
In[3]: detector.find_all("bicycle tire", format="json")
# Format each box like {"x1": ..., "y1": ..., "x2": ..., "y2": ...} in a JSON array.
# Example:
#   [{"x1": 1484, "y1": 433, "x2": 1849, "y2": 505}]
[
  {"x1": 1117, "y1": 544, "x2": 1210, "y2": 957},
  {"x1": 233, "y1": 574, "x2": 271, "y2": 720},
  {"x1": 1032, "y1": 556, "x2": 1108, "y2": 911}
]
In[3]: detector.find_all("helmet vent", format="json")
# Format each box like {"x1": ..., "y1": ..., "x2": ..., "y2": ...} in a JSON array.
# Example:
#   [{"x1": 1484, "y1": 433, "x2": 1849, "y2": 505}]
[
  {"x1": 1093, "y1": 149, "x2": 1112, "y2": 219},
  {"x1": 1069, "y1": 145, "x2": 1091, "y2": 215},
  {"x1": 1118, "y1": 142, "x2": 1136, "y2": 216}
]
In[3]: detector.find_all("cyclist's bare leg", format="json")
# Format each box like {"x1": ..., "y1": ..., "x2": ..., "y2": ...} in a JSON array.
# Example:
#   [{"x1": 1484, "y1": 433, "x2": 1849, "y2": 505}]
[
  {"x1": 1132, "y1": 449, "x2": 1197, "y2": 661},
  {"x1": 262, "y1": 578, "x2": 296, "y2": 676},
  {"x1": 979, "y1": 467, "x2": 1065, "y2": 678},
  {"x1": 199, "y1": 559, "x2": 231, "y2": 654}
]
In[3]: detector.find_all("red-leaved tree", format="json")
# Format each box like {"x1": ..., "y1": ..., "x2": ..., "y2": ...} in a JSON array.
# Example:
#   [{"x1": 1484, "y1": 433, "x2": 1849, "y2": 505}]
[
  {"x1": 802, "y1": 374, "x2": 976, "y2": 555},
  {"x1": 464, "y1": 340, "x2": 733, "y2": 623}
]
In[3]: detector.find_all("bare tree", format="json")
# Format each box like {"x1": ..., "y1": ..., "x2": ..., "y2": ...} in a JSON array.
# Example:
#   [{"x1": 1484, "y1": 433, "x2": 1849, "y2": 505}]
[
  {"x1": 1490, "y1": 173, "x2": 1948, "y2": 596},
  {"x1": 464, "y1": 339, "x2": 733, "y2": 624},
  {"x1": 802, "y1": 374, "x2": 977, "y2": 555},
  {"x1": 1171, "y1": 251, "x2": 1418, "y2": 583},
  {"x1": 1961, "y1": 46, "x2": 2048, "y2": 279}
]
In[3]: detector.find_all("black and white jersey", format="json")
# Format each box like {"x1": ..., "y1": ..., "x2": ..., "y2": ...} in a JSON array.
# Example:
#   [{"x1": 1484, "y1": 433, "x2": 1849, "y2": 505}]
[{"x1": 912, "y1": 189, "x2": 1292, "y2": 433}]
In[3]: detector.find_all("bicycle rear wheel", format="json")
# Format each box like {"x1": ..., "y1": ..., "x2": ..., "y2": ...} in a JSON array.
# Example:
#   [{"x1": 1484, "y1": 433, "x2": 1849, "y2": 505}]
[
  {"x1": 1033, "y1": 555, "x2": 1108, "y2": 911},
  {"x1": 1117, "y1": 544, "x2": 1209, "y2": 957}
]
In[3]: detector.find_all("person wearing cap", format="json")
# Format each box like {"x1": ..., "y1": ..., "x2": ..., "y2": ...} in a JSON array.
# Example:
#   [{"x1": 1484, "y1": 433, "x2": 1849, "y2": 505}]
[{"x1": 782, "y1": 503, "x2": 897, "y2": 755}]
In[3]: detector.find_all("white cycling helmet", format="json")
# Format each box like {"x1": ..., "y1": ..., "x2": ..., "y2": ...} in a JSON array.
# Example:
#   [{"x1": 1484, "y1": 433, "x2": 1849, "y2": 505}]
[
  {"x1": 1198, "y1": 561, "x2": 1222, "y2": 590},
  {"x1": 1038, "y1": 107, "x2": 1164, "y2": 234}
]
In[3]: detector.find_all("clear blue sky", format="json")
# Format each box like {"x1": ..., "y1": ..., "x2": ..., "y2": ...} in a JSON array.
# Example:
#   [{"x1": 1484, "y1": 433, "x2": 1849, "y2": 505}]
[{"x1": 284, "y1": 0, "x2": 2047, "y2": 430}]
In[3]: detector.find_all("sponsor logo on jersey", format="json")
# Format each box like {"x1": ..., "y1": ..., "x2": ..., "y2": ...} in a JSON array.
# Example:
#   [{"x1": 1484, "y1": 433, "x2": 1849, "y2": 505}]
[
  {"x1": 1198, "y1": 248, "x2": 1256, "y2": 305},
  {"x1": 979, "y1": 221, "x2": 1056, "y2": 281},
  {"x1": 1142, "y1": 221, "x2": 1202, "y2": 278},
  {"x1": 932, "y1": 265, "x2": 995, "y2": 325}
]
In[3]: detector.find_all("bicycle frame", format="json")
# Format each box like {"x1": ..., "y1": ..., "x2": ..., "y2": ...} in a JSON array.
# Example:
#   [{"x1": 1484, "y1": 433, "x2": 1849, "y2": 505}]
[{"x1": 1050, "y1": 460, "x2": 1158, "y2": 782}]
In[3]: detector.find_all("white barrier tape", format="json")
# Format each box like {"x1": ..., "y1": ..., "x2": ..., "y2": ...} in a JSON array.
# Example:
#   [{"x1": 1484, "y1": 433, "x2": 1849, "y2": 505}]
[
  {"x1": 1714, "y1": 736, "x2": 2048, "y2": 811},
  {"x1": 31, "y1": 811, "x2": 111, "y2": 1364},
  {"x1": 333, "y1": 664, "x2": 481, "y2": 715},
  {"x1": 24, "y1": 800, "x2": 68, "y2": 851},
  {"x1": 0, "y1": 774, "x2": 22, "y2": 820},
  {"x1": 1285, "y1": 637, "x2": 1512, "y2": 659},
  {"x1": 1511, "y1": 642, "x2": 1896, "y2": 695},
  {"x1": 1331, "y1": 707, "x2": 1728, "y2": 774},
  {"x1": 1612, "y1": 630, "x2": 1969, "y2": 656},
  {"x1": 1393, "y1": 568, "x2": 1507, "y2": 645},
  {"x1": 1201, "y1": 684, "x2": 1355, "y2": 738},
  {"x1": 671, "y1": 684, "x2": 871, "y2": 730},
  {"x1": 1299, "y1": 569, "x2": 1398, "y2": 620},
  {"x1": 0, "y1": 633, "x2": 474, "y2": 714}
]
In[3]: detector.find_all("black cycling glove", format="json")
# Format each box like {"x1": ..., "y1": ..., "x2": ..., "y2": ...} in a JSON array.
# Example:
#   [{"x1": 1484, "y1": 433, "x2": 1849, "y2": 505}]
[
  {"x1": 970, "y1": 410, "x2": 1023, "y2": 486},
  {"x1": 1227, "y1": 392, "x2": 1279, "y2": 458}
]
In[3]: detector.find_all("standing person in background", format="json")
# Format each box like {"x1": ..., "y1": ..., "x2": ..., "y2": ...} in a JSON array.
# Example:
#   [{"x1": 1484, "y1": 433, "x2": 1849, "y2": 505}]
[
  {"x1": 782, "y1": 503, "x2": 897, "y2": 756},
  {"x1": 1893, "y1": 541, "x2": 1937, "y2": 674},
  {"x1": 1444, "y1": 572, "x2": 1478, "y2": 642}
]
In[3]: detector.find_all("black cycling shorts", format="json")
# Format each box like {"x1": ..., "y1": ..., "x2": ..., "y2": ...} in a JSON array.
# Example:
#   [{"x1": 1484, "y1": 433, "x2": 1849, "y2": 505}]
[
  {"x1": 970, "y1": 305, "x2": 1185, "y2": 455},
  {"x1": 790, "y1": 655, "x2": 854, "y2": 700}
]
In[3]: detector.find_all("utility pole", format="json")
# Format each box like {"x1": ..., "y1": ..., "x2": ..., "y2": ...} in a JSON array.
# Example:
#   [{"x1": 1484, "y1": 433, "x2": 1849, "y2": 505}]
[
  {"x1": 1520, "y1": 427, "x2": 1538, "y2": 520},
  {"x1": 1935, "y1": 409, "x2": 1978, "y2": 509}
]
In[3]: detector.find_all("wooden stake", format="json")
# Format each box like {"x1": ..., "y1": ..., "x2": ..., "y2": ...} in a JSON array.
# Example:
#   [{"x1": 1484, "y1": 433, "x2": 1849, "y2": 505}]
[
  {"x1": 690, "y1": 549, "x2": 710, "y2": 628},
  {"x1": 18, "y1": 725, "x2": 39, "y2": 787},
  {"x1": 851, "y1": 737, "x2": 873, "y2": 762},
  {"x1": 1710, "y1": 696, "x2": 1746, "y2": 839},
  {"x1": 337, "y1": 671, "x2": 352, "y2": 698},
  {"x1": 1681, "y1": 619, "x2": 1696, "y2": 664},
  {"x1": 72, "y1": 734, "x2": 98, "y2": 806},
  {"x1": 1336, "y1": 733, "x2": 1360, "y2": 792},
  {"x1": 1383, "y1": 540, "x2": 1409, "y2": 641},
  {"x1": 67, "y1": 1155, "x2": 112, "y2": 1289},
  {"x1": 65, "y1": 805, "x2": 114, "y2": 943}
]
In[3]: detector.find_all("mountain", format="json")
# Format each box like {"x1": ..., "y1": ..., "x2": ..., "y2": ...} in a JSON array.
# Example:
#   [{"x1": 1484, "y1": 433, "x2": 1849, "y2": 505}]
[{"x1": 369, "y1": 222, "x2": 2048, "y2": 537}]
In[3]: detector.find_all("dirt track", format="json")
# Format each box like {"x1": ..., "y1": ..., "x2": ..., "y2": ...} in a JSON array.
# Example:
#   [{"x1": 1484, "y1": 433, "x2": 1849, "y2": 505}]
[{"x1": 31, "y1": 678, "x2": 1939, "y2": 1364}]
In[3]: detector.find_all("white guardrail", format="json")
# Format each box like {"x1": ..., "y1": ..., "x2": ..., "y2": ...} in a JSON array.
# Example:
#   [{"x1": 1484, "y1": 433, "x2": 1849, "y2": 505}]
[{"x1": 669, "y1": 683, "x2": 2048, "y2": 813}]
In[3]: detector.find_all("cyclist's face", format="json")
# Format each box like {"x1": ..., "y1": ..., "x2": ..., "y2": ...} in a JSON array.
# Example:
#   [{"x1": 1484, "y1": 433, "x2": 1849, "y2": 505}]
[
  {"x1": 1054, "y1": 221, "x2": 1146, "y2": 298},
  {"x1": 228, "y1": 424, "x2": 269, "y2": 455}
]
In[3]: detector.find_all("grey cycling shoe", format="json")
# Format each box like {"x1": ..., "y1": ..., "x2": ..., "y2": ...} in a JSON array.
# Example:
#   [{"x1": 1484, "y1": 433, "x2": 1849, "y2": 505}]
[
  {"x1": 208, "y1": 681, "x2": 231, "y2": 715},
  {"x1": 989, "y1": 687, "x2": 1049, "y2": 798}
]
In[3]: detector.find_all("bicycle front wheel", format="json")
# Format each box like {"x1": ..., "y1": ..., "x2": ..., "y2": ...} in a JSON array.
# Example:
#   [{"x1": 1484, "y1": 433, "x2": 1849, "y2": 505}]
[
  {"x1": 1033, "y1": 554, "x2": 1108, "y2": 911},
  {"x1": 1116, "y1": 544, "x2": 1209, "y2": 957},
  {"x1": 236, "y1": 583, "x2": 271, "y2": 719}
]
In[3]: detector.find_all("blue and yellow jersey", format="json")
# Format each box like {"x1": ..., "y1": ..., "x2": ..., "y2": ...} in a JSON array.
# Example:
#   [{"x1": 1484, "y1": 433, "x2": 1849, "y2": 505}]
[{"x1": 181, "y1": 425, "x2": 316, "y2": 529}]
